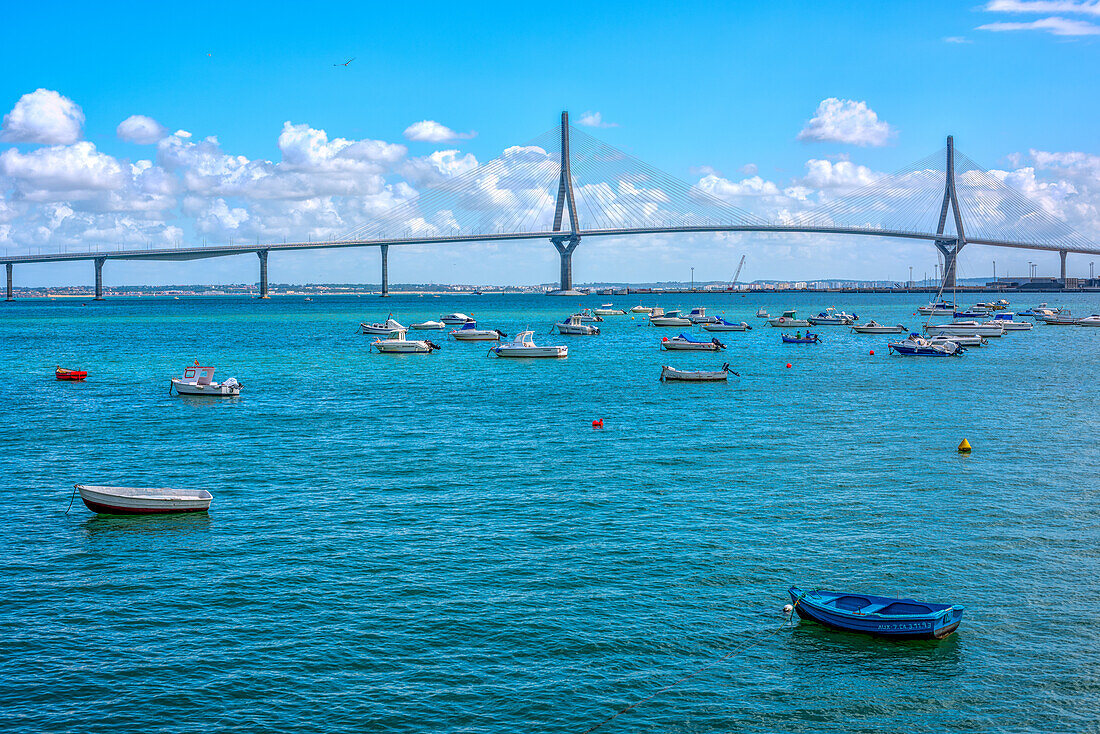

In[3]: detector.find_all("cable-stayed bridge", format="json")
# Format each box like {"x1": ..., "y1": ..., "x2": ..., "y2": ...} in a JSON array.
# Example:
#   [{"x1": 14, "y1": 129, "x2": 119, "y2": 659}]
[{"x1": 3, "y1": 111, "x2": 1098, "y2": 300}]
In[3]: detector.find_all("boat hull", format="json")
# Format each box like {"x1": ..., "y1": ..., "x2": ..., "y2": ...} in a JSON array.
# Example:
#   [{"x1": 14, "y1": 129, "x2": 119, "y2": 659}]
[
  {"x1": 55, "y1": 369, "x2": 88, "y2": 381},
  {"x1": 650, "y1": 318, "x2": 692, "y2": 326},
  {"x1": 851, "y1": 326, "x2": 906, "y2": 334},
  {"x1": 76, "y1": 485, "x2": 212, "y2": 514},
  {"x1": 556, "y1": 324, "x2": 599, "y2": 335},
  {"x1": 170, "y1": 380, "x2": 241, "y2": 396},
  {"x1": 372, "y1": 342, "x2": 435, "y2": 353},
  {"x1": 491, "y1": 347, "x2": 567, "y2": 358},
  {"x1": 768, "y1": 318, "x2": 811, "y2": 327},
  {"x1": 925, "y1": 325, "x2": 1004, "y2": 337},
  {"x1": 701, "y1": 323, "x2": 750, "y2": 332},
  {"x1": 660, "y1": 366, "x2": 729, "y2": 381}
]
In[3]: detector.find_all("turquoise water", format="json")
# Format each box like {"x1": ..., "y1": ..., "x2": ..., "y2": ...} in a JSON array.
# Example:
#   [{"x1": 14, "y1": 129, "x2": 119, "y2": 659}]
[{"x1": 2, "y1": 293, "x2": 1098, "y2": 732}]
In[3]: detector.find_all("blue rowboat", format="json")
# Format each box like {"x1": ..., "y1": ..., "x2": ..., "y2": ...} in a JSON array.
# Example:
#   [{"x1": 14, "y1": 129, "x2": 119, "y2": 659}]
[
  {"x1": 781, "y1": 332, "x2": 820, "y2": 344},
  {"x1": 788, "y1": 586, "x2": 964, "y2": 639}
]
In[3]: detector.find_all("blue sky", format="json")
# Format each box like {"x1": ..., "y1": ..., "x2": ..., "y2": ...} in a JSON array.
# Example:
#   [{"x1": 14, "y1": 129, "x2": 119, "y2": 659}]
[{"x1": 2, "y1": 0, "x2": 1099, "y2": 286}]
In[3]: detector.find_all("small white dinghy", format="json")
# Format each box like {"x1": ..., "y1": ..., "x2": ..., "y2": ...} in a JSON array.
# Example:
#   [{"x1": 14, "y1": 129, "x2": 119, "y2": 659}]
[
  {"x1": 593, "y1": 304, "x2": 626, "y2": 316},
  {"x1": 410, "y1": 320, "x2": 446, "y2": 330},
  {"x1": 371, "y1": 329, "x2": 440, "y2": 354},
  {"x1": 489, "y1": 331, "x2": 567, "y2": 358},
  {"x1": 701, "y1": 317, "x2": 751, "y2": 332},
  {"x1": 660, "y1": 364, "x2": 738, "y2": 382},
  {"x1": 170, "y1": 365, "x2": 241, "y2": 396},
  {"x1": 358, "y1": 317, "x2": 406, "y2": 335},
  {"x1": 631, "y1": 304, "x2": 656, "y2": 314},
  {"x1": 75, "y1": 484, "x2": 213, "y2": 514},
  {"x1": 851, "y1": 321, "x2": 908, "y2": 334}
]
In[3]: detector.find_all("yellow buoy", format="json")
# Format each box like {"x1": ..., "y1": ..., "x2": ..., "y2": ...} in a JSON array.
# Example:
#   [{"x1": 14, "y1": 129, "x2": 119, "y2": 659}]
[{"x1": 958, "y1": 438, "x2": 972, "y2": 453}]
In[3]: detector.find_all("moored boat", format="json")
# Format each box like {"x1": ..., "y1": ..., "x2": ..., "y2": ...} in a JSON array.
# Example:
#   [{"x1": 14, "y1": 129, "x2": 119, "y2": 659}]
[
  {"x1": 686, "y1": 307, "x2": 718, "y2": 324},
  {"x1": 440, "y1": 312, "x2": 474, "y2": 325},
  {"x1": 631, "y1": 304, "x2": 655, "y2": 314},
  {"x1": 650, "y1": 308, "x2": 693, "y2": 327},
  {"x1": 75, "y1": 484, "x2": 213, "y2": 514},
  {"x1": 990, "y1": 313, "x2": 1032, "y2": 330},
  {"x1": 489, "y1": 331, "x2": 567, "y2": 358},
  {"x1": 371, "y1": 329, "x2": 440, "y2": 354},
  {"x1": 917, "y1": 300, "x2": 955, "y2": 316},
  {"x1": 450, "y1": 322, "x2": 506, "y2": 341},
  {"x1": 1077, "y1": 314, "x2": 1100, "y2": 327},
  {"x1": 767, "y1": 310, "x2": 811, "y2": 327},
  {"x1": 410, "y1": 320, "x2": 446, "y2": 330},
  {"x1": 357, "y1": 317, "x2": 406, "y2": 335},
  {"x1": 170, "y1": 365, "x2": 242, "y2": 396},
  {"x1": 851, "y1": 321, "x2": 907, "y2": 334},
  {"x1": 808, "y1": 307, "x2": 857, "y2": 326},
  {"x1": 55, "y1": 366, "x2": 88, "y2": 381},
  {"x1": 659, "y1": 363, "x2": 737, "y2": 381},
  {"x1": 755, "y1": 307, "x2": 770, "y2": 318},
  {"x1": 660, "y1": 333, "x2": 726, "y2": 351},
  {"x1": 925, "y1": 321, "x2": 1004, "y2": 337},
  {"x1": 701, "y1": 317, "x2": 751, "y2": 332},
  {"x1": 888, "y1": 334, "x2": 961, "y2": 356},
  {"x1": 788, "y1": 586, "x2": 964, "y2": 639},
  {"x1": 555, "y1": 314, "x2": 600, "y2": 335},
  {"x1": 781, "y1": 332, "x2": 820, "y2": 344},
  {"x1": 929, "y1": 334, "x2": 985, "y2": 348},
  {"x1": 575, "y1": 308, "x2": 603, "y2": 323},
  {"x1": 593, "y1": 303, "x2": 626, "y2": 316},
  {"x1": 1037, "y1": 311, "x2": 1079, "y2": 325}
]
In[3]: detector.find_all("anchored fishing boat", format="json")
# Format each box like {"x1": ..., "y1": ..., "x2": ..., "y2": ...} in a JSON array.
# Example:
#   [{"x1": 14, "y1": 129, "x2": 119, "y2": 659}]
[
  {"x1": 788, "y1": 586, "x2": 964, "y2": 639},
  {"x1": 925, "y1": 321, "x2": 1004, "y2": 337},
  {"x1": 370, "y1": 329, "x2": 440, "y2": 354},
  {"x1": 575, "y1": 308, "x2": 604, "y2": 323},
  {"x1": 755, "y1": 307, "x2": 770, "y2": 318},
  {"x1": 659, "y1": 363, "x2": 737, "y2": 382},
  {"x1": 917, "y1": 300, "x2": 956, "y2": 316},
  {"x1": 593, "y1": 304, "x2": 626, "y2": 316},
  {"x1": 75, "y1": 484, "x2": 213, "y2": 514},
  {"x1": 781, "y1": 332, "x2": 820, "y2": 344},
  {"x1": 990, "y1": 313, "x2": 1033, "y2": 331},
  {"x1": 650, "y1": 308, "x2": 693, "y2": 327},
  {"x1": 1077, "y1": 314, "x2": 1100, "y2": 327},
  {"x1": 888, "y1": 334, "x2": 961, "y2": 356},
  {"x1": 489, "y1": 331, "x2": 567, "y2": 358},
  {"x1": 701, "y1": 317, "x2": 751, "y2": 332},
  {"x1": 450, "y1": 322, "x2": 506, "y2": 341},
  {"x1": 767, "y1": 310, "x2": 811, "y2": 328},
  {"x1": 1037, "y1": 311, "x2": 1079, "y2": 325},
  {"x1": 170, "y1": 365, "x2": 242, "y2": 395},
  {"x1": 660, "y1": 333, "x2": 726, "y2": 351},
  {"x1": 686, "y1": 307, "x2": 718, "y2": 324},
  {"x1": 55, "y1": 366, "x2": 88, "y2": 381},
  {"x1": 929, "y1": 334, "x2": 985, "y2": 348},
  {"x1": 555, "y1": 314, "x2": 600, "y2": 335},
  {"x1": 410, "y1": 320, "x2": 446, "y2": 330},
  {"x1": 851, "y1": 321, "x2": 907, "y2": 334},
  {"x1": 631, "y1": 304, "x2": 655, "y2": 314},
  {"x1": 440, "y1": 312, "x2": 474, "y2": 324},
  {"x1": 357, "y1": 317, "x2": 406, "y2": 335},
  {"x1": 808, "y1": 307, "x2": 857, "y2": 326}
]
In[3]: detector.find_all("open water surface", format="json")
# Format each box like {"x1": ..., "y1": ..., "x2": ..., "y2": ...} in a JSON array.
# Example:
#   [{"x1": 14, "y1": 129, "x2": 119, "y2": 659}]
[{"x1": 1, "y1": 292, "x2": 1098, "y2": 732}]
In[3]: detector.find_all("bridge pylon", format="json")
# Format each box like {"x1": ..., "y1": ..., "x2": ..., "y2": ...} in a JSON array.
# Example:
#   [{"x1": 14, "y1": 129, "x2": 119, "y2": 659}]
[
  {"x1": 548, "y1": 111, "x2": 583, "y2": 295},
  {"x1": 934, "y1": 135, "x2": 966, "y2": 291}
]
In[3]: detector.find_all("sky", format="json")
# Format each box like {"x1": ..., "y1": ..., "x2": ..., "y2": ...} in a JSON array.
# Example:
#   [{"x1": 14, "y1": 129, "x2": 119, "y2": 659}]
[{"x1": 1, "y1": 0, "x2": 1099, "y2": 287}]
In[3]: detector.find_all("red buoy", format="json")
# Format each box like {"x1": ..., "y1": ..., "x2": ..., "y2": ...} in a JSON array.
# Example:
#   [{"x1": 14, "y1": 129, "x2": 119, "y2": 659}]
[
  {"x1": 592, "y1": 419, "x2": 603, "y2": 429},
  {"x1": 869, "y1": 350, "x2": 875, "y2": 356},
  {"x1": 786, "y1": 363, "x2": 792, "y2": 369}
]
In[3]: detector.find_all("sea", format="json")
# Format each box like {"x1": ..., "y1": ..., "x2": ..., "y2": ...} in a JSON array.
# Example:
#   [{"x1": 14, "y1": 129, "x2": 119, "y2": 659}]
[{"x1": 1, "y1": 292, "x2": 1098, "y2": 733}]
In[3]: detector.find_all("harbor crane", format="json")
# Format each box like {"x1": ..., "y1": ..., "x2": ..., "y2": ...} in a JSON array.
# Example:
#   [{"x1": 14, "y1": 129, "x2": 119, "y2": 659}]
[{"x1": 728, "y1": 254, "x2": 746, "y2": 289}]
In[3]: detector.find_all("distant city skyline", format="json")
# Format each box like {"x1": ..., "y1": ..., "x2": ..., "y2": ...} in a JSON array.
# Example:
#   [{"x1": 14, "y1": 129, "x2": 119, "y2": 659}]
[{"x1": 1, "y1": 0, "x2": 1098, "y2": 287}]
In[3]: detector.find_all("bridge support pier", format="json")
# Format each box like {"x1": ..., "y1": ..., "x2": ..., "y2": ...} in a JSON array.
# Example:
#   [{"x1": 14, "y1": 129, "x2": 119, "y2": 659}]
[
  {"x1": 5, "y1": 263, "x2": 12, "y2": 301},
  {"x1": 258, "y1": 250, "x2": 269, "y2": 298},
  {"x1": 1060, "y1": 250, "x2": 1067, "y2": 282},
  {"x1": 380, "y1": 244, "x2": 389, "y2": 297},
  {"x1": 550, "y1": 236, "x2": 582, "y2": 295},
  {"x1": 93, "y1": 257, "x2": 106, "y2": 300},
  {"x1": 935, "y1": 240, "x2": 962, "y2": 290}
]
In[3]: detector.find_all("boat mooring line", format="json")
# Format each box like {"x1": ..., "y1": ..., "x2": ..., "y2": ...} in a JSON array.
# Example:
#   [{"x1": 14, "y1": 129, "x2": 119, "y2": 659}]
[
  {"x1": 63, "y1": 484, "x2": 78, "y2": 515},
  {"x1": 579, "y1": 624, "x2": 786, "y2": 734}
]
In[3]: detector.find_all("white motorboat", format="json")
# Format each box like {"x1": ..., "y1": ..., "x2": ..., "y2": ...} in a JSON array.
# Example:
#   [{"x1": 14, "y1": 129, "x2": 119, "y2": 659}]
[
  {"x1": 1018, "y1": 303, "x2": 1053, "y2": 317},
  {"x1": 650, "y1": 309, "x2": 693, "y2": 327},
  {"x1": 660, "y1": 333, "x2": 726, "y2": 351},
  {"x1": 371, "y1": 329, "x2": 440, "y2": 354},
  {"x1": 808, "y1": 307, "x2": 857, "y2": 326},
  {"x1": 410, "y1": 320, "x2": 446, "y2": 330},
  {"x1": 450, "y1": 322, "x2": 506, "y2": 341},
  {"x1": 851, "y1": 320, "x2": 907, "y2": 334},
  {"x1": 555, "y1": 314, "x2": 600, "y2": 335},
  {"x1": 888, "y1": 334, "x2": 961, "y2": 357},
  {"x1": 358, "y1": 317, "x2": 406, "y2": 335},
  {"x1": 1077, "y1": 314, "x2": 1100, "y2": 327},
  {"x1": 593, "y1": 304, "x2": 626, "y2": 316},
  {"x1": 489, "y1": 331, "x2": 567, "y2": 358},
  {"x1": 990, "y1": 314, "x2": 1033, "y2": 331},
  {"x1": 925, "y1": 321, "x2": 1005, "y2": 337},
  {"x1": 1037, "y1": 311, "x2": 1079, "y2": 325},
  {"x1": 929, "y1": 334, "x2": 986, "y2": 348},
  {"x1": 701, "y1": 317, "x2": 751, "y2": 332},
  {"x1": 441, "y1": 312, "x2": 474, "y2": 325},
  {"x1": 767, "y1": 310, "x2": 811, "y2": 328},
  {"x1": 755, "y1": 308, "x2": 770, "y2": 318},
  {"x1": 660, "y1": 364, "x2": 736, "y2": 382},
  {"x1": 686, "y1": 307, "x2": 718, "y2": 324},
  {"x1": 917, "y1": 301, "x2": 956, "y2": 316},
  {"x1": 75, "y1": 484, "x2": 213, "y2": 514},
  {"x1": 631, "y1": 304, "x2": 655, "y2": 314},
  {"x1": 575, "y1": 308, "x2": 603, "y2": 323},
  {"x1": 170, "y1": 365, "x2": 241, "y2": 396}
]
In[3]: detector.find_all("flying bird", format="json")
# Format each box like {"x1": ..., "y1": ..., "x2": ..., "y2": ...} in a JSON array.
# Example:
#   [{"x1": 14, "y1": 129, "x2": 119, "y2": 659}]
[{"x1": 334, "y1": 57, "x2": 355, "y2": 67}]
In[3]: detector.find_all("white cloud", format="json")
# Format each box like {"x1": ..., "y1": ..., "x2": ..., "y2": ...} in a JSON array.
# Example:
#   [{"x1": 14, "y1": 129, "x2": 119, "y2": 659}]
[
  {"x1": 403, "y1": 120, "x2": 476, "y2": 142},
  {"x1": 798, "y1": 98, "x2": 896, "y2": 147},
  {"x1": 1, "y1": 89, "x2": 84, "y2": 145},
  {"x1": 117, "y1": 115, "x2": 167, "y2": 144},
  {"x1": 577, "y1": 111, "x2": 618, "y2": 128},
  {"x1": 978, "y1": 16, "x2": 1100, "y2": 34},
  {"x1": 943, "y1": 36, "x2": 973, "y2": 43},
  {"x1": 983, "y1": 0, "x2": 1100, "y2": 15}
]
